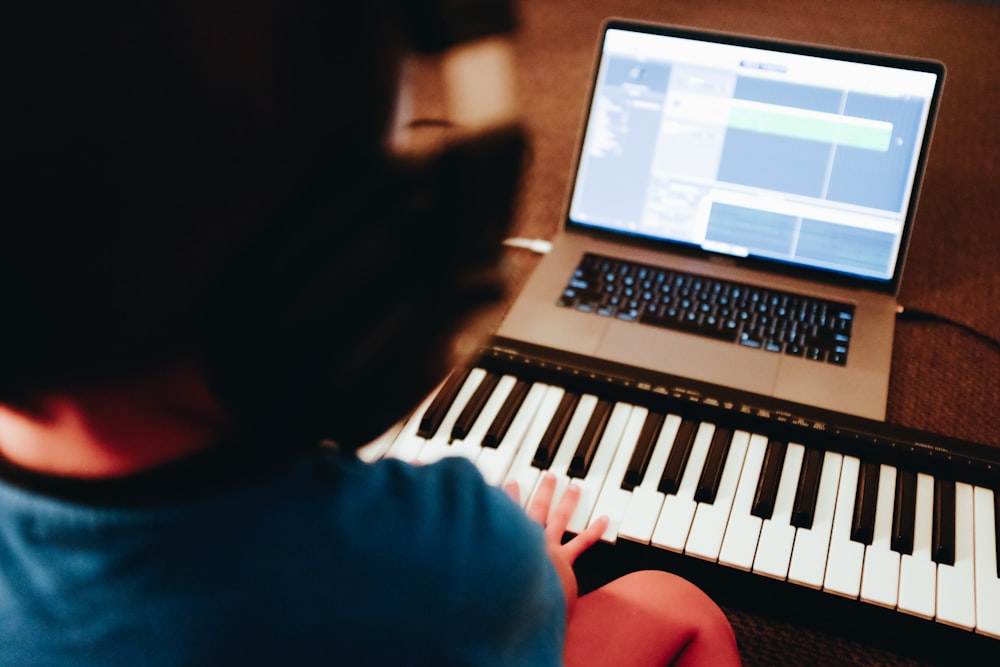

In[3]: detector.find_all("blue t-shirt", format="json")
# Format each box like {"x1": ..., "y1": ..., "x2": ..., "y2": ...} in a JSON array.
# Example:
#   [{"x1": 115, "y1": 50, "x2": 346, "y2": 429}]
[{"x1": 0, "y1": 448, "x2": 565, "y2": 665}]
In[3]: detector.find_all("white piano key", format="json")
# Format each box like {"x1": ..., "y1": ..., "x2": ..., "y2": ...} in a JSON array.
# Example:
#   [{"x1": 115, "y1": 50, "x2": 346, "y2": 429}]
[
  {"x1": 525, "y1": 395, "x2": 598, "y2": 516},
  {"x1": 476, "y1": 382, "x2": 549, "y2": 486},
  {"x1": 591, "y1": 407, "x2": 648, "y2": 543},
  {"x1": 718, "y1": 433, "x2": 769, "y2": 571},
  {"x1": 416, "y1": 368, "x2": 488, "y2": 464},
  {"x1": 973, "y1": 486, "x2": 1000, "y2": 639},
  {"x1": 566, "y1": 402, "x2": 634, "y2": 534},
  {"x1": 897, "y1": 472, "x2": 936, "y2": 619},
  {"x1": 752, "y1": 442, "x2": 805, "y2": 579},
  {"x1": 618, "y1": 415, "x2": 683, "y2": 544},
  {"x1": 936, "y1": 481, "x2": 976, "y2": 630},
  {"x1": 685, "y1": 430, "x2": 751, "y2": 561},
  {"x1": 448, "y1": 374, "x2": 517, "y2": 464},
  {"x1": 788, "y1": 451, "x2": 843, "y2": 589},
  {"x1": 823, "y1": 455, "x2": 865, "y2": 598},
  {"x1": 618, "y1": 488, "x2": 664, "y2": 545},
  {"x1": 501, "y1": 385, "x2": 566, "y2": 507},
  {"x1": 859, "y1": 464, "x2": 901, "y2": 608},
  {"x1": 383, "y1": 386, "x2": 443, "y2": 463},
  {"x1": 355, "y1": 418, "x2": 406, "y2": 463},
  {"x1": 651, "y1": 423, "x2": 716, "y2": 552}
]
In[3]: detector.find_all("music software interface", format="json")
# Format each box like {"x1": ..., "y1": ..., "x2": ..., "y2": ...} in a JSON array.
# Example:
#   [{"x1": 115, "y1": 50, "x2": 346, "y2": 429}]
[{"x1": 569, "y1": 29, "x2": 939, "y2": 281}]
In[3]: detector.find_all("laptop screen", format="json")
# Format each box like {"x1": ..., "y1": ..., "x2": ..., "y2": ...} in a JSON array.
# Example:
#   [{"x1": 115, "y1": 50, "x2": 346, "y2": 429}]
[{"x1": 567, "y1": 22, "x2": 944, "y2": 287}]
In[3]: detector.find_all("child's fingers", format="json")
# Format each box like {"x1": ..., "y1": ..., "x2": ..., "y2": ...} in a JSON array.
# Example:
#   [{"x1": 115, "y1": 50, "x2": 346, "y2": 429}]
[
  {"x1": 516, "y1": 475, "x2": 608, "y2": 566},
  {"x1": 560, "y1": 514, "x2": 609, "y2": 563},
  {"x1": 502, "y1": 479, "x2": 521, "y2": 505},
  {"x1": 526, "y1": 473, "x2": 557, "y2": 525},
  {"x1": 544, "y1": 481, "x2": 581, "y2": 538}
]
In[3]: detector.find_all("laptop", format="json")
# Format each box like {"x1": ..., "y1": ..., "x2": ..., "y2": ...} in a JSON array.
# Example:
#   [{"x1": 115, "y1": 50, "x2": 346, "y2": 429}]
[{"x1": 495, "y1": 19, "x2": 945, "y2": 420}]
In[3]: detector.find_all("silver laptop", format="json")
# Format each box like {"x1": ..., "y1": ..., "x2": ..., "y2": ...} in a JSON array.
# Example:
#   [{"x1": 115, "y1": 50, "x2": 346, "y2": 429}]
[{"x1": 496, "y1": 20, "x2": 945, "y2": 420}]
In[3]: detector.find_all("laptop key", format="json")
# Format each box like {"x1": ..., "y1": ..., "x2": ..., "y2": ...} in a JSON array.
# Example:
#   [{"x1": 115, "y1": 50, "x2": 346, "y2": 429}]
[{"x1": 784, "y1": 342, "x2": 805, "y2": 356}]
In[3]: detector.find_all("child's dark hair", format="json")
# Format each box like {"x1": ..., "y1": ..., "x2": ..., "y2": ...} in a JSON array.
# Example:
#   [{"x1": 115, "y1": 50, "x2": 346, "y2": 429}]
[{"x1": 2, "y1": 2, "x2": 401, "y2": 401}]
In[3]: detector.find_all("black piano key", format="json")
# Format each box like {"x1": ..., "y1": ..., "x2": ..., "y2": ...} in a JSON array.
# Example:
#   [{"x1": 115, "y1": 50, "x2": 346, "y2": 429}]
[
  {"x1": 451, "y1": 372, "x2": 501, "y2": 441},
  {"x1": 657, "y1": 418, "x2": 698, "y2": 495},
  {"x1": 850, "y1": 461, "x2": 880, "y2": 545},
  {"x1": 568, "y1": 399, "x2": 613, "y2": 478},
  {"x1": 694, "y1": 427, "x2": 733, "y2": 504},
  {"x1": 995, "y1": 488, "x2": 1000, "y2": 578},
  {"x1": 482, "y1": 379, "x2": 530, "y2": 449},
  {"x1": 622, "y1": 412, "x2": 665, "y2": 491},
  {"x1": 751, "y1": 439, "x2": 787, "y2": 520},
  {"x1": 532, "y1": 391, "x2": 579, "y2": 469},
  {"x1": 417, "y1": 367, "x2": 473, "y2": 439},
  {"x1": 890, "y1": 469, "x2": 918, "y2": 555},
  {"x1": 791, "y1": 447, "x2": 825, "y2": 529},
  {"x1": 932, "y1": 478, "x2": 956, "y2": 566}
]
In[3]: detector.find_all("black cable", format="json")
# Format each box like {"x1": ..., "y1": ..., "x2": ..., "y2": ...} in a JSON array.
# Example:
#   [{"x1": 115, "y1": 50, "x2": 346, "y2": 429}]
[{"x1": 896, "y1": 305, "x2": 1000, "y2": 353}]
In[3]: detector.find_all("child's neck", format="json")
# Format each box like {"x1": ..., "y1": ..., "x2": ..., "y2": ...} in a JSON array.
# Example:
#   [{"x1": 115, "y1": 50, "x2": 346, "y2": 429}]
[{"x1": 0, "y1": 362, "x2": 229, "y2": 479}]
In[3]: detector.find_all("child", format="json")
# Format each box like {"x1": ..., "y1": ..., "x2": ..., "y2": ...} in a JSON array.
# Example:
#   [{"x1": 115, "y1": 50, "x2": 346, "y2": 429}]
[{"x1": 0, "y1": 2, "x2": 740, "y2": 664}]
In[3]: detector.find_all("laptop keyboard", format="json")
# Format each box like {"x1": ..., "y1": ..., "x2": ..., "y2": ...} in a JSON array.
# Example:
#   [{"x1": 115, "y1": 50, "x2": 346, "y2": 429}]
[{"x1": 557, "y1": 253, "x2": 854, "y2": 365}]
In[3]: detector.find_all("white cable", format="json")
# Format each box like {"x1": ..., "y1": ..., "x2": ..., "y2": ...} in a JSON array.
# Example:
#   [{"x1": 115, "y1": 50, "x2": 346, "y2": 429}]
[{"x1": 502, "y1": 237, "x2": 553, "y2": 254}]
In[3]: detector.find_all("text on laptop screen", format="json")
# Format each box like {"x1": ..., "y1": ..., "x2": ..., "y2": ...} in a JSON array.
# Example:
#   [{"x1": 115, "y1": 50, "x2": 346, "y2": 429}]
[{"x1": 568, "y1": 27, "x2": 941, "y2": 283}]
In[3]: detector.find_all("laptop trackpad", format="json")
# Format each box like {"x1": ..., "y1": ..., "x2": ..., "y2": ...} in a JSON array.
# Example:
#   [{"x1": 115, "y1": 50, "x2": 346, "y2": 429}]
[{"x1": 597, "y1": 320, "x2": 780, "y2": 395}]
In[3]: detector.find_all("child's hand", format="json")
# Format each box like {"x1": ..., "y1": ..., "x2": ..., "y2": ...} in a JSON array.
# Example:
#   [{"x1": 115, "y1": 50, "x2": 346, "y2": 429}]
[
  {"x1": 508, "y1": 472, "x2": 609, "y2": 564},
  {"x1": 503, "y1": 473, "x2": 609, "y2": 617}
]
